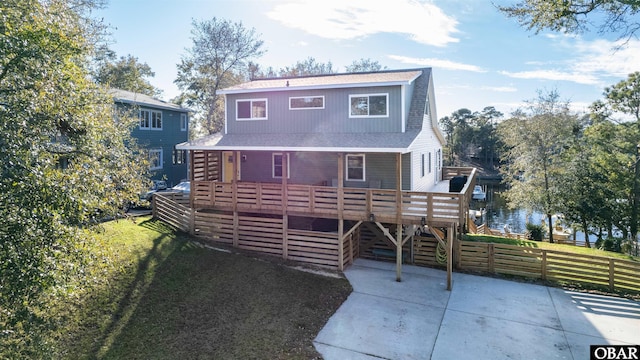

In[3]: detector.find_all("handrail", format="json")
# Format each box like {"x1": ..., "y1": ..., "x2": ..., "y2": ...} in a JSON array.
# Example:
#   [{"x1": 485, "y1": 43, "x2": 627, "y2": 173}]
[{"x1": 192, "y1": 179, "x2": 473, "y2": 225}]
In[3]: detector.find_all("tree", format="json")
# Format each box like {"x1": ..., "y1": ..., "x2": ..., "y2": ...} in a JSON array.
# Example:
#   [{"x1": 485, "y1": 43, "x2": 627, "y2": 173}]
[
  {"x1": 0, "y1": 0, "x2": 147, "y2": 355},
  {"x1": 345, "y1": 58, "x2": 387, "y2": 73},
  {"x1": 498, "y1": 0, "x2": 640, "y2": 42},
  {"x1": 94, "y1": 54, "x2": 160, "y2": 96},
  {"x1": 497, "y1": 90, "x2": 579, "y2": 243},
  {"x1": 598, "y1": 72, "x2": 640, "y2": 253},
  {"x1": 175, "y1": 18, "x2": 265, "y2": 135},
  {"x1": 277, "y1": 57, "x2": 335, "y2": 77}
]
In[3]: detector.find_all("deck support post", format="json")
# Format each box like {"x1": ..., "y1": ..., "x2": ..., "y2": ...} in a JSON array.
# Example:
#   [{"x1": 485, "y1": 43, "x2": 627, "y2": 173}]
[
  {"x1": 396, "y1": 224, "x2": 403, "y2": 282},
  {"x1": 447, "y1": 225, "x2": 454, "y2": 290},
  {"x1": 338, "y1": 219, "x2": 344, "y2": 271},
  {"x1": 282, "y1": 152, "x2": 289, "y2": 260},
  {"x1": 232, "y1": 151, "x2": 239, "y2": 247},
  {"x1": 396, "y1": 152, "x2": 403, "y2": 282}
]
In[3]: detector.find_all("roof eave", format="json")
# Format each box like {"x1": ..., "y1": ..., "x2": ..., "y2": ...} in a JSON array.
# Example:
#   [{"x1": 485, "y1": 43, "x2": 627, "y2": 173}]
[{"x1": 218, "y1": 79, "x2": 417, "y2": 95}]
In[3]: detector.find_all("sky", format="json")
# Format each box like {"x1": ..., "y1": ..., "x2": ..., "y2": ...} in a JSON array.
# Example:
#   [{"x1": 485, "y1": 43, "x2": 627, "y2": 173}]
[{"x1": 95, "y1": 0, "x2": 640, "y2": 119}]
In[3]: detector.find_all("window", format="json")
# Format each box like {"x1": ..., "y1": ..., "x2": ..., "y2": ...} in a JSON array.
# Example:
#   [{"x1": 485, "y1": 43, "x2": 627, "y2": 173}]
[
  {"x1": 237, "y1": 99, "x2": 267, "y2": 120},
  {"x1": 346, "y1": 154, "x2": 365, "y2": 181},
  {"x1": 421, "y1": 154, "x2": 425, "y2": 177},
  {"x1": 173, "y1": 147, "x2": 186, "y2": 165},
  {"x1": 272, "y1": 153, "x2": 290, "y2": 178},
  {"x1": 139, "y1": 109, "x2": 162, "y2": 130},
  {"x1": 349, "y1": 94, "x2": 388, "y2": 118},
  {"x1": 149, "y1": 149, "x2": 163, "y2": 170},
  {"x1": 180, "y1": 113, "x2": 187, "y2": 131},
  {"x1": 428, "y1": 152, "x2": 432, "y2": 173},
  {"x1": 289, "y1": 96, "x2": 324, "y2": 110}
]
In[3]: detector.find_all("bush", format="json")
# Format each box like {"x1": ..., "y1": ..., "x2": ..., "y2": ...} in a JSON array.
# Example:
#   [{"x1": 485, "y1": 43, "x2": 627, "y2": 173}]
[{"x1": 525, "y1": 223, "x2": 544, "y2": 241}]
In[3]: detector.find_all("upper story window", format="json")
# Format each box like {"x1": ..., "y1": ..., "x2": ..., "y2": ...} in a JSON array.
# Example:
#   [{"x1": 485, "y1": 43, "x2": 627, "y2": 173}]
[
  {"x1": 140, "y1": 109, "x2": 162, "y2": 130},
  {"x1": 237, "y1": 99, "x2": 267, "y2": 120},
  {"x1": 349, "y1": 94, "x2": 388, "y2": 118},
  {"x1": 289, "y1": 96, "x2": 324, "y2": 110},
  {"x1": 180, "y1": 113, "x2": 188, "y2": 131},
  {"x1": 346, "y1": 154, "x2": 365, "y2": 181}
]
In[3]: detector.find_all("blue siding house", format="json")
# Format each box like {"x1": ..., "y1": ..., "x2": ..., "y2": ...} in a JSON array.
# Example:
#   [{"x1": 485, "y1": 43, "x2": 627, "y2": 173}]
[
  {"x1": 111, "y1": 89, "x2": 190, "y2": 187},
  {"x1": 173, "y1": 68, "x2": 476, "y2": 284}
]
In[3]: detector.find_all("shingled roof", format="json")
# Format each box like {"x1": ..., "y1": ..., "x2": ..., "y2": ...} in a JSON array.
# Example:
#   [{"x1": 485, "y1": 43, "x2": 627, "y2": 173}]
[
  {"x1": 219, "y1": 69, "x2": 423, "y2": 94},
  {"x1": 110, "y1": 89, "x2": 189, "y2": 113}
]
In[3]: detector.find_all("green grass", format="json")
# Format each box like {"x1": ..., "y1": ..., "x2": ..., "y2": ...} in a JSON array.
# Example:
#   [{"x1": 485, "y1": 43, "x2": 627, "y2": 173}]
[
  {"x1": 464, "y1": 234, "x2": 639, "y2": 262},
  {"x1": 44, "y1": 217, "x2": 352, "y2": 359}
]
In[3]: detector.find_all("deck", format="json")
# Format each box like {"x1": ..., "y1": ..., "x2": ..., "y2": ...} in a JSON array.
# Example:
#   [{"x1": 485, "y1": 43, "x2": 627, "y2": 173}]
[{"x1": 191, "y1": 167, "x2": 476, "y2": 227}]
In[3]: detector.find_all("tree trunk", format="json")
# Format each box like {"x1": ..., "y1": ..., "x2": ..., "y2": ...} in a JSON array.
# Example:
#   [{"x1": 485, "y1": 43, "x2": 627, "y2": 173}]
[
  {"x1": 581, "y1": 218, "x2": 591, "y2": 248},
  {"x1": 547, "y1": 214, "x2": 554, "y2": 243}
]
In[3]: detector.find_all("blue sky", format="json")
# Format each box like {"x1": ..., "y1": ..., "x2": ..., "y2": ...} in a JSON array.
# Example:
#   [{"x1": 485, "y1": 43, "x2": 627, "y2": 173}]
[{"x1": 95, "y1": 0, "x2": 640, "y2": 119}]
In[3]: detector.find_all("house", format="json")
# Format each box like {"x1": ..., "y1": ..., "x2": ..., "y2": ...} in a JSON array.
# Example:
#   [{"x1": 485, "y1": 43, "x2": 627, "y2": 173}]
[
  {"x1": 111, "y1": 89, "x2": 190, "y2": 187},
  {"x1": 171, "y1": 68, "x2": 476, "y2": 287}
]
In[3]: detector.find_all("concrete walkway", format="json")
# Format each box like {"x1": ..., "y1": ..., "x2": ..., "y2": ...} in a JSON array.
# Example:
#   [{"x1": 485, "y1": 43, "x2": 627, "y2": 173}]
[{"x1": 314, "y1": 259, "x2": 640, "y2": 360}]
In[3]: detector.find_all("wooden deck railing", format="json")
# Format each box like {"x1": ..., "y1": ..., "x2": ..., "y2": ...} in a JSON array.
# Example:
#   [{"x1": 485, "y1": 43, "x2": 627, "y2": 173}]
[{"x1": 192, "y1": 169, "x2": 476, "y2": 226}]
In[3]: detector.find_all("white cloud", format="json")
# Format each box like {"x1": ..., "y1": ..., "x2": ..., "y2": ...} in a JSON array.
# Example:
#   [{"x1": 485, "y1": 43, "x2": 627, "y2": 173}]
[
  {"x1": 389, "y1": 54, "x2": 486, "y2": 72},
  {"x1": 267, "y1": 0, "x2": 459, "y2": 47},
  {"x1": 571, "y1": 38, "x2": 640, "y2": 78},
  {"x1": 499, "y1": 69, "x2": 600, "y2": 85},
  {"x1": 481, "y1": 86, "x2": 517, "y2": 92}
]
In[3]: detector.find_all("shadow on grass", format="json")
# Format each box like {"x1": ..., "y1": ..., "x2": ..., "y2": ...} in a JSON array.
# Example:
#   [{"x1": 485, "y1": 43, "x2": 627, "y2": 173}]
[
  {"x1": 86, "y1": 219, "x2": 186, "y2": 359},
  {"x1": 97, "y1": 234, "x2": 352, "y2": 360}
]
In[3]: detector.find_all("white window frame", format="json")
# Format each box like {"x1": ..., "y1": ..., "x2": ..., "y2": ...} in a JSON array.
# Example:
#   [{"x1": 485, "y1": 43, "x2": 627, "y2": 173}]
[
  {"x1": 139, "y1": 109, "x2": 163, "y2": 130},
  {"x1": 421, "y1": 153, "x2": 425, "y2": 178},
  {"x1": 349, "y1": 93, "x2": 389, "y2": 118},
  {"x1": 272, "y1": 153, "x2": 290, "y2": 179},
  {"x1": 180, "y1": 113, "x2": 187, "y2": 131},
  {"x1": 346, "y1": 154, "x2": 366, "y2": 181},
  {"x1": 236, "y1": 98, "x2": 268, "y2": 121},
  {"x1": 149, "y1": 148, "x2": 163, "y2": 170},
  {"x1": 289, "y1": 95, "x2": 325, "y2": 110}
]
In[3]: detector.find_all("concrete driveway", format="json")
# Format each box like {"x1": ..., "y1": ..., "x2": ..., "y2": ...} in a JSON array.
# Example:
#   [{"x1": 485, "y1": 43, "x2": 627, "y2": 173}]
[{"x1": 314, "y1": 259, "x2": 640, "y2": 360}]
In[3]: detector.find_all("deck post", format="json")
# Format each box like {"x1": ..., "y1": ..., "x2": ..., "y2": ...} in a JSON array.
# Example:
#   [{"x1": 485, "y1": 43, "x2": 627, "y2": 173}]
[
  {"x1": 396, "y1": 224, "x2": 402, "y2": 282},
  {"x1": 232, "y1": 152, "x2": 239, "y2": 248},
  {"x1": 396, "y1": 152, "x2": 403, "y2": 282},
  {"x1": 189, "y1": 150, "x2": 195, "y2": 210},
  {"x1": 447, "y1": 225, "x2": 454, "y2": 290},
  {"x1": 282, "y1": 152, "x2": 289, "y2": 260},
  {"x1": 337, "y1": 153, "x2": 344, "y2": 220},
  {"x1": 338, "y1": 219, "x2": 344, "y2": 271}
]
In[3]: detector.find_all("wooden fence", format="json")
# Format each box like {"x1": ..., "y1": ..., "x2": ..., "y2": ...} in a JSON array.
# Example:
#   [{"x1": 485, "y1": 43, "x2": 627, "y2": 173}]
[
  {"x1": 458, "y1": 241, "x2": 640, "y2": 293},
  {"x1": 153, "y1": 193, "x2": 192, "y2": 233},
  {"x1": 163, "y1": 206, "x2": 342, "y2": 268}
]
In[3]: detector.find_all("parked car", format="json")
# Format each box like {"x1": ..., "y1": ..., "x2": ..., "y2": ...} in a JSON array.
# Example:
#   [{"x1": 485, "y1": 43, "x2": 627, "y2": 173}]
[
  {"x1": 140, "y1": 180, "x2": 168, "y2": 201},
  {"x1": 170, "y1": 181, "x2": 190, "y2": 194}
]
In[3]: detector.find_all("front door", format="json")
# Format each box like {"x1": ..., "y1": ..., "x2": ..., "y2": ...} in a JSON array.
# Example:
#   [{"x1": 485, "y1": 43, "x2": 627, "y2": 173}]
[{"x1": 222, "y1": 151, "x2": 239, "y2": 182}]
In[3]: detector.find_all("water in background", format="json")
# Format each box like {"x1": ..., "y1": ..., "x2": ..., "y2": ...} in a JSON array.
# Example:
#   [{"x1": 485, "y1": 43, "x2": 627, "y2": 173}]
[{"x1": 471, "y1": 183, "x2": 586, "y2": 242}]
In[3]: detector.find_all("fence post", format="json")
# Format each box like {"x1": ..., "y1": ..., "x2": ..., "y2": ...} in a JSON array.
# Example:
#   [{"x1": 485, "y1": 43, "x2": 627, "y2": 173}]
[
  {"x1": 609, "y1": 259, "x2": 615, "y2": 292},
  {"x1": 541, "y1": 251, "x2": 547, "y2": 281},
  {"x1": 488, "y1": 243, "x2": 494, "y2": 273},
  {"x1": 189, "y1": 210, "x2": 196, "y2": 236}
]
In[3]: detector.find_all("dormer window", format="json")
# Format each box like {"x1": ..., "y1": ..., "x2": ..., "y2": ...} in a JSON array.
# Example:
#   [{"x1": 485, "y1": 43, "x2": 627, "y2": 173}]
[
  {"x1": 349, "y1": 94, "x2": 388, "y2": 118},
  {"x1": 237, "y1": 99, "x2": 267, "y2": 120}
]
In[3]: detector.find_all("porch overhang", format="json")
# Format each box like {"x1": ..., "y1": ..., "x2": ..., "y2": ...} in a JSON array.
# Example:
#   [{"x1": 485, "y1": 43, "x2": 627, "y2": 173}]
[{"x1": 176, "y1": 131, "x2": 420, "y2": 154}]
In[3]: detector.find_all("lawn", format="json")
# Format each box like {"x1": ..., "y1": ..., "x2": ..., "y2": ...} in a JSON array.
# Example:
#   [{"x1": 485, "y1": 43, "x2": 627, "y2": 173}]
[{"x1": 46, "y1": 217, "x2": 352, "y2": 359}]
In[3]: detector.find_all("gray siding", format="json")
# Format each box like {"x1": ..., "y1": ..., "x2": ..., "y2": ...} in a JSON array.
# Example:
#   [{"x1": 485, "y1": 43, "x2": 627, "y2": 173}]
[
  {"x1": 238, "y1": 151, "x2": 408, "y2": 189},
  {"x1": 225, "y1": 86, "x2": 403, "y2": 134}
]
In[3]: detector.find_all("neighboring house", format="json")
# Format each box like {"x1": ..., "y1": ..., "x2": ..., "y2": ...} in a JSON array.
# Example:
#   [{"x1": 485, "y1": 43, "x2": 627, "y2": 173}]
[
  {"x1": 111, "y1": 89, "x2": 190, "y2": 187},
  {"x1": 173, "y1": 68, "x2": 476, "y2": 285}
]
